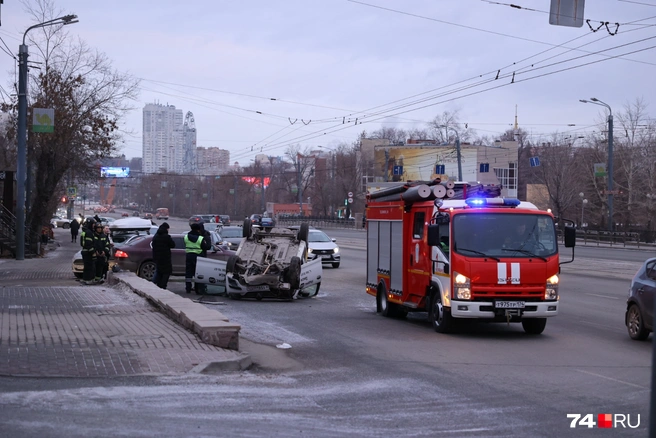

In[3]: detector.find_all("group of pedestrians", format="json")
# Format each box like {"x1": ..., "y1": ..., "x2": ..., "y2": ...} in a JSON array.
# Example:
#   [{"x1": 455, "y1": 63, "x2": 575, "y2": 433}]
[{"x1": 79, "y1": 216, "x2": 112, "y2": 285}]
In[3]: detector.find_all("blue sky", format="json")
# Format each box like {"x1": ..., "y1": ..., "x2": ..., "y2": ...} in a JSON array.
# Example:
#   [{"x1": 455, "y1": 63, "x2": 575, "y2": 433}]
[{"x1": 1, "y1": 0, "x2": 654, "y2": 163}]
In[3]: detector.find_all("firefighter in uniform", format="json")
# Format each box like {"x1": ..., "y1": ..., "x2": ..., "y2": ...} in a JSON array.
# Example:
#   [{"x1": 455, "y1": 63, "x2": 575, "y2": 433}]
[
  {"x1": 184, "y1": 223, "x2": 210, "y2": 294},
  {"x1": 93, "y1": 223, "x2": 111, "y2": 283},
  {"x1": 80, "y1": 218, "x2": 97, "y2": 284}
]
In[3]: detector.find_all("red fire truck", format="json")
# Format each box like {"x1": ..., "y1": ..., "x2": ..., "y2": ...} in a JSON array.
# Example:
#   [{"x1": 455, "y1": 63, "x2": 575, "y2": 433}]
[{"x1": 365, "y1": 180, "x2": 576, "y2": 335}]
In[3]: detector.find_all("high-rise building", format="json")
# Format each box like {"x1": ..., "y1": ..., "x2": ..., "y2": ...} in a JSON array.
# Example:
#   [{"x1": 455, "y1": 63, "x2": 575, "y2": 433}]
[
  {"x1": 142, "y1": 103, "x2": 184, "y2": 174},
  {"x1": 196, "y1": 147, "x2": 230, "y2": 175}
]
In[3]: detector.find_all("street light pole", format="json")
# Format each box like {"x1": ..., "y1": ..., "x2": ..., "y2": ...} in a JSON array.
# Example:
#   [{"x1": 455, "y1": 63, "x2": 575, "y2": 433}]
[
  {"x1": 579, "y1": 97, "x2": 613, "y2": 232},
  {"x1": 15, "y1": 14, "x2": 78, "y2": 260},
  {"x1": 579, "y1": 192, "x2": 588, "y2": 228}
]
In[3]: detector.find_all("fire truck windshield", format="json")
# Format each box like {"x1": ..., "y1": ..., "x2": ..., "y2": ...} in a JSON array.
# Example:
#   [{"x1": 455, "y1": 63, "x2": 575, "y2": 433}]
[{"x1": 453, "y1": 213, "x2": 557, "y2": 258}]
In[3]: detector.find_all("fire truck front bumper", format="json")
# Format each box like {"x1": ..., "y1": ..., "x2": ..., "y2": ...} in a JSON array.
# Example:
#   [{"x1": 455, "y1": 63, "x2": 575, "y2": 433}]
[{"x1": 450, "y1": 300, "x2": 559, "y2": 319}]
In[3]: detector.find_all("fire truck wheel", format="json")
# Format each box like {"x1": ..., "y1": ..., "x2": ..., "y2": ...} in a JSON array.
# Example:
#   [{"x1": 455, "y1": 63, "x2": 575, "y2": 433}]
[
  {"x1": 521, "y1": 318, "x2": 547, "y2": 335},
  {"x1": 430, "y1": 289, "x2": 454, "y2": 333},
  {"x1": 242, "y1": 220, "x2": 253, "y2": 238},
  {"x1": 377, "y1": 285, "x2": 404, "y2": 318}
]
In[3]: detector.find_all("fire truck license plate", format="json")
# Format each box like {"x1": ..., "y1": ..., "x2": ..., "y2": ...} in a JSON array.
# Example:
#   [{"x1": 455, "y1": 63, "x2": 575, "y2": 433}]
[{"x1": 495, "y1": 301, "x2": 525, "y2": 309}]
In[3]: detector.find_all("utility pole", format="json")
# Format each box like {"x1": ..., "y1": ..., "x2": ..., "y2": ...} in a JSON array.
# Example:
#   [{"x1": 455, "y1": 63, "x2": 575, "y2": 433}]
[{"x1": 297, "y1": 154, "x2": 303, "y2": 215}]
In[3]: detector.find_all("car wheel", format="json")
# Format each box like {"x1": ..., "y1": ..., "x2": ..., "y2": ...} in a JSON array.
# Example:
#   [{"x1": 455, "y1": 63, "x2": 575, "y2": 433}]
[
  {"x1": 138, "y1": 261, "x2": 157, "y2": 281},
  {"x1": 62, "y1": 223, "x2": 70, "y2": 229},
  {"x1": 627, "y1": 304, "x2": 649, "y2": 340},
  {"x1": 287, "y1": 256, "x2": 301, "y2": 290},
  {"x1": 332, "y1": 262, "x2": 340, "y2": 269},
  {"x1": 242, "y1": 220, "x2": 252, "y2": 238},
  {"x1": 297, "y1": 223, "x2": 309, "y2": 243},
  {"x1": 522, "y1": 318, "x2": 547, "y2": 335},
  {"x1": 226, "y1": 255, "x2": 239, "y2": 273},
  {"x1": 228, "y1": 293, "x2": 242, "y2": 300},
  {"x1": 74, "y1": 272, "x2": 82, "y2": 279},
  {"x1": 430, "y1": 287, "x2": 454, "y2": 333}
]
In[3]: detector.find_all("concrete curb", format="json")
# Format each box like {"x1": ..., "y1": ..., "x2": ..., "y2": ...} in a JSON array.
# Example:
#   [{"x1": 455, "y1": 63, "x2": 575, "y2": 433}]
[{"x1": 110, "y1": 271, "x2": 246, "y2": 361}]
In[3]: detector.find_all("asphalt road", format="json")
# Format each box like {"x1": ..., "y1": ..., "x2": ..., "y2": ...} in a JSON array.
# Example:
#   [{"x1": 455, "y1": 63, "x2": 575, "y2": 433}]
[{"x1": 3, "y1": 211, "x2": 651, "y2": 436}]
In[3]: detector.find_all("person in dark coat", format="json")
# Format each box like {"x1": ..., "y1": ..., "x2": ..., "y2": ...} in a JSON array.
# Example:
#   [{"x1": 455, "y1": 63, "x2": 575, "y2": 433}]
[
  {"x1": 80, "y1": 218, "x2": 97, "y2": 284},
  {"x1": 93, "y1": 222, "x2": 110, "y2": 284},
  {"x1": 184, "y1": 223, "x2": 211, "y2": 294},
  {"x1": 152, "y1": 222, "x2": 175, "y2": 289},
  {"x1": 70, "y1": 218, "x2": 80, "y2": 243}
]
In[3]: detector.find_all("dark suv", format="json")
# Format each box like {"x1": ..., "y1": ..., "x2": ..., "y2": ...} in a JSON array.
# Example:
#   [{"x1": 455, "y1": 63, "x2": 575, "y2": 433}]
[{"x1": 626, "y1": 257, "x2": 656, "y2": 340}]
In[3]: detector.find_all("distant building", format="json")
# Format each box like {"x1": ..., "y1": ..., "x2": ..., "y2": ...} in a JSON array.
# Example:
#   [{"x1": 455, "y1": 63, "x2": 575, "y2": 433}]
[
  {"x1": 142, "y1": 103, "x2": 184, "y2": 174},
  {"x1": 196, "y1": 147, "x2": 230, "y2": 175},
  {"x1": 367, "y1": 140, "x2": 519, "y2": 198}
]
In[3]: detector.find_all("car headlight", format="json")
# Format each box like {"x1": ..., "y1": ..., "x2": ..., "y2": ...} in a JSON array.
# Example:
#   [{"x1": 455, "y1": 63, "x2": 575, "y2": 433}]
[
  {"x1": 545, "y1": 274, "x2": 559, "y2": 300},
  {"x1": 453, "y1": 272, "x2": 471, "y2": 300},
  {"x1": 308, "y1": 248, "x2": 313, "y2": 253},
  {"x1": 333, "y1": 247, "x2": 339, "y2": 254}
]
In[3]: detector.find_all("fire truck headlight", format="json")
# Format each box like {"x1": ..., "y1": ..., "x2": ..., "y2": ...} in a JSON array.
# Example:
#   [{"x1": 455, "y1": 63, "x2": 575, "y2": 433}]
[
  {"x1": 453, "y1": 272, "x2": 471, "y2": 300},
  {"x1": 545, "y1": 275, "x2": 559, "y2": 300},
  {"x1": 307, "y1": 248, "x2": 313, "y2": 253}
]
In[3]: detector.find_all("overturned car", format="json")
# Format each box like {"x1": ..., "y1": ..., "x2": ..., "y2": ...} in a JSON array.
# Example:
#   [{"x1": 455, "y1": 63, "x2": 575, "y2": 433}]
[{"x1": 194, "y1": 221, "x2": 322, "y2": 300}]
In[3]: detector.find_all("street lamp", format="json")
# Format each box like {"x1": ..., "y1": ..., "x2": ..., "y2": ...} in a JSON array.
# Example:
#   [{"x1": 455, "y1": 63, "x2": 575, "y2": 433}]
[
  {"x1": 15, "y1": 14, "x2": 78, "y2": 260},
  {"x1": 579, "y1": 97, "x2": 613, "y2": 232},
  {"x1": 579, "y1": 192, "x2": 588, "y2": 228},
  {"x1": 438, "y1": 125, "x2": 463, "y2": 181}
]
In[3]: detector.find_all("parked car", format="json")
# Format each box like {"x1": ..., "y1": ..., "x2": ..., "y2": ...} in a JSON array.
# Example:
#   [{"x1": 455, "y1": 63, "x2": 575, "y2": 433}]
[
  {"x1": 218, "y1": 215, "x2": 231, "y2": 226},
  {"x1": 51, "y1": 216, "x2": 75, "y2": 229},
  {"x1": 189, "y1": 214, "x2": 217, "y2": 226},
  {"x1": 625, "y1": 257, "x2": 656, "y2": 340},
  {"x1": 207, "y1": 221, "x2": 322, "y2": 299},
  {"x1": 218, "y1": 226, "x2": 245, "y2": 249},
  {"x1": 121, "y1": 212, "x2": 129, "y2": 217},
  {"x1": 112, "y1": 233, "x2": 236, "y2": 281},
  {"x1": 307, "y1": 229, "x2": 340, "y2": 268}
]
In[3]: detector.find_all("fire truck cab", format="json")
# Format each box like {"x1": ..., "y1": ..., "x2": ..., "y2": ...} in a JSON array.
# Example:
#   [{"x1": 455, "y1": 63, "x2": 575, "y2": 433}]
[{"x1": 365, "y1": 181, "x2": 576, "y2": 335}]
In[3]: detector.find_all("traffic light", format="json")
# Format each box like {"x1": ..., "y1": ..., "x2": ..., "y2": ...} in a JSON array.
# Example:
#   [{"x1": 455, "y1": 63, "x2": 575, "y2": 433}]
[{"x1": 61, "y1": 196, "x2": 68, "y2": 203}]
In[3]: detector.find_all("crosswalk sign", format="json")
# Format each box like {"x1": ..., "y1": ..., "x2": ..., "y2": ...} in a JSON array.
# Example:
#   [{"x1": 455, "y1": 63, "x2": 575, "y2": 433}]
[{"x1": 530, "y1": 157, "x2": 541, "y2": 167}]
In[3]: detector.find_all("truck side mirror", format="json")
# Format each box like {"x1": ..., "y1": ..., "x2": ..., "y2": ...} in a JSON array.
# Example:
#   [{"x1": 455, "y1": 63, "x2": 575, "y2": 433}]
[
  {"x1": 427, "y1": 224, "x2": 440, "y2": 246},
  {"x1": 564, "y1": 226, "x2": 576, "y2": 248}
]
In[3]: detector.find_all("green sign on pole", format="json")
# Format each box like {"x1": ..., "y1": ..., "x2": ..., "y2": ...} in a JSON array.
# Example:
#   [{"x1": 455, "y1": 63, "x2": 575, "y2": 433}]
[
  {"x1": 594, "y1": 163, "x2": 607, "y2": 177},
  {"x1": 33, "y1": 108, "x2": 55, "y2": 133}
]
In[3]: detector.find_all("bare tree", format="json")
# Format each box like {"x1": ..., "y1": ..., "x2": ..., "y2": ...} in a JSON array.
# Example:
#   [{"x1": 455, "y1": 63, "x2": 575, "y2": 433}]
[
  {"x1": 528, "y1": 135, "x2": 582, "y2": 220},
  {"x1": 2, "y1": 0, "x2": 139, "y2": 246}
]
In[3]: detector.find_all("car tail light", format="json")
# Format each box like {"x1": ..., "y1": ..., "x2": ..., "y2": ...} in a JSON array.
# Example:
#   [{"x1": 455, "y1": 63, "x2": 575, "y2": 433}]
[{"x1": 114, "y1": 249, "x2": 129, "y2": 258}]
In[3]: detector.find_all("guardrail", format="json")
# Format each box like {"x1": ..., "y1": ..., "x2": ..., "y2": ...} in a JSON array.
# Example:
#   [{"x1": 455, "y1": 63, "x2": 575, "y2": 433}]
[{"x1": 558, "y1": 229, "x2": 653, "y2": 248}]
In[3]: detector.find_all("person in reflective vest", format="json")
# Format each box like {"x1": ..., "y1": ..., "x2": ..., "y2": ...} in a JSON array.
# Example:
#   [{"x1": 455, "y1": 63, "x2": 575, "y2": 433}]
[
  {"x1": 80, "y1": 219, "x2": 97, "y2": 285},
  {"x1": 93, "y1": 223, "x2": 111, "y2": 283},
  {"x1": 184, "y1": 223, "x2": 210, "y2": 294}
]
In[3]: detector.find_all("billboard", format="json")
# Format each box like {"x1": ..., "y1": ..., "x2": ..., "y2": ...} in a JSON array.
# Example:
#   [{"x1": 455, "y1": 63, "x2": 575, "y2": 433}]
[
  {"x1": 100, "y1": 167, "x2": 130, "y2": 178},
  {"x1": 373, "y1": 146, "x2": 477, "y2": 182}
]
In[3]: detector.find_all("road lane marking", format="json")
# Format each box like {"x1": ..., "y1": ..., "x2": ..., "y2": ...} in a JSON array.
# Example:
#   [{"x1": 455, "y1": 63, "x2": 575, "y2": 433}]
[
  {"x1": 584, "y1": 293, "x2": 620, "y2": 300},
  {"x1": 576, "y1": 369, "x2": 646, "y2": 389}
]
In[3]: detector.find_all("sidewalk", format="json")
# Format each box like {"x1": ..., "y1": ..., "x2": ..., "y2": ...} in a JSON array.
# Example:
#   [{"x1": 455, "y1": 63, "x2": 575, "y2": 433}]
[{"x1": 0, "y1": 228, "x2": 250, "y2": 377}]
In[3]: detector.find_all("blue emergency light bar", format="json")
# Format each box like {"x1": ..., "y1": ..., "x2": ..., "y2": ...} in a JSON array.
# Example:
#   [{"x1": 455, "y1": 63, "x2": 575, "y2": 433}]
[{"x1": 465, "y1": 197, "x2": 521, "y2": 207}]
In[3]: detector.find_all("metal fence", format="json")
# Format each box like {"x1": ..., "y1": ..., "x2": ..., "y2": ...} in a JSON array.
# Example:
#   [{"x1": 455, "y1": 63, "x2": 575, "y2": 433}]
[{"x1": 276, "y1": 216, "x2": 365, "y2": 231}]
